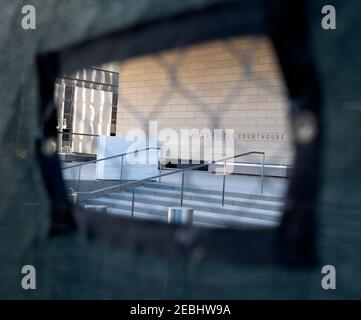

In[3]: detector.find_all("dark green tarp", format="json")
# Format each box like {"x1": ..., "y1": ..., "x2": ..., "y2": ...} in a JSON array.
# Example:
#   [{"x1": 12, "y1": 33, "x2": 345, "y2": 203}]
[{"x1": 0, "y1": 0, "x2": 360, "y2": 298}]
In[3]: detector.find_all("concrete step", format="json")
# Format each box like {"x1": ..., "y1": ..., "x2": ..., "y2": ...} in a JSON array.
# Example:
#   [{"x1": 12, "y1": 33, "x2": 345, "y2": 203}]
[
  {"x1": 106, "y1": 191, "x2": 281, "y2": 221},
  {"x1": 84, "y1": 195, "x2": 281, "y2": 223},
  {"x1": 85, "y1": 197, "x2": 278, "y2": 229},
  {"x1": 117, "y1": 186, "x2": 284, "y2": 211},
  {"x1": 142, "y1": 181, "x2": 284, "y2": 202},
  {"x1": 209, "y1": 162, "x2": 292, "y2": 178},
  {"x1": 105, "y1": 207, "x2": 225, "y2": 229}
]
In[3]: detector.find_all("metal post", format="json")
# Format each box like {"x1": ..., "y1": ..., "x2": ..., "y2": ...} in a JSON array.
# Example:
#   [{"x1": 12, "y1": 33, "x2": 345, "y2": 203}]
[
  {"x1": 58, "y1": 131, "x2": 63, "y2": 153},
  {"x1": 158, "y1": 147, "x2": 162, "y2": 182},
  {"x1": 261, "y1": 153, "x2": 265, "y2": 194},
  {"x1": 168, "y1": 207, "x2": 193, "y2": 225},
  {"x1": 180, "y1": 171, "x2": 185, "y2": 207},
  {"x1": 120, "y1": 155, "x2": 124, "y2": 182},
  {"x1": 131, "y1": 188, "x2": 135, "y2": 218},
  {"x1": 222, "y1": 159, "x2": 226, "y2": 206},
  {"x1": 77, "y1": 165, "x2": 82, "y2": 192},
  {"x1": 158, "y1": 161, "x2": 162, "y2": 182},
  {"x1": 96, "y1": 135, "x2": 100, "y2": 158}
]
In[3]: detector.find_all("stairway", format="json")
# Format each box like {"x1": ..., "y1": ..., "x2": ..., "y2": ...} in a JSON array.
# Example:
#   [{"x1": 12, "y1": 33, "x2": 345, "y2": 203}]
[{"x1": 82, "y1": 180, "x2": 285, "y2": 229}]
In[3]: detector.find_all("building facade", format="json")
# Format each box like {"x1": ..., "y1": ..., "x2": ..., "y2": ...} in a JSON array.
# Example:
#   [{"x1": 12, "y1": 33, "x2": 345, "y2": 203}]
[
  {"x1": 56, "y1": 36, "x2": 293, "y2": 167},
  {"x1": 116, "y1": 36, "x2": 293, "y2": 166}
]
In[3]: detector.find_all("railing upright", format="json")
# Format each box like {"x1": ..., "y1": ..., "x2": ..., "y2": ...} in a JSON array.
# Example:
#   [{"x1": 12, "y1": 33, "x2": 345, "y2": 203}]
[
  {"x1": 222, "y1": 159, "x2": 227, "y2": 206},
  {"x1": 77, "y1": 165, "x2": 82, "y2": 192},
  {"x1": 180, "y1": 171, "x2": 185, "y2": 206},
  {"x1": 261, "y1": 153, "x2": 265, "y2": 194},
  {"x1": 120, "y1": 155, "x2": 124, "y2": 182},
  {"x1": 131, "y1": 188, "x2": 135, "y2": 218},
  {"x1": 158, "y1": 162, "x2": 162, "y2": 182}
]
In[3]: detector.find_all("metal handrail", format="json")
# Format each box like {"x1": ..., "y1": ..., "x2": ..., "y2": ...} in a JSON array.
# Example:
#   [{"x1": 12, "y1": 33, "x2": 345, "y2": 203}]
[
  {"x1": 61, "y1": 147, "x2": 159, "y2": 170},
  {"x1": 57, "y1": 131, "x2": 101, "y2": 155},
  {"x1": 79, "y1": 151, "x2": 265, "y2": 215},
  {"x1": 62, "y1": 146, "x2": 160, "y2": 191},
  {"x1": 58, "y1": 131, "x2": 101, "y2": 138}
]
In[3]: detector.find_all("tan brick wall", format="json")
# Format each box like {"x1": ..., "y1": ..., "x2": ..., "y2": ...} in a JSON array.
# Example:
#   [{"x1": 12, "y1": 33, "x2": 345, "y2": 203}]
[{"x1": 116, "y1": 36, "x2": 294, "y2": 165}]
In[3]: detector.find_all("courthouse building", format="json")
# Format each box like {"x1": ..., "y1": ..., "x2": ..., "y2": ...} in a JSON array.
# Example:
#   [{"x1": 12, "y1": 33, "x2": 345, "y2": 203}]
[{"x1": 56, "y1": 36, "x2": 293, "y2": 170}]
